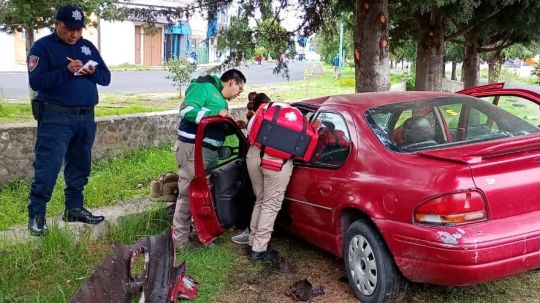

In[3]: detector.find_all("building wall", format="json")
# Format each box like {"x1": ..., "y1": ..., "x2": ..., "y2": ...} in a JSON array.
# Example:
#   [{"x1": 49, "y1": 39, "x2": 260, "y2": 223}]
[
  {"x1": 0, "y1": 32, "x2": 16, "y2": 66},
  {"x1": 100, "y1": 20, "x2": 136, "y2": 65},
  {"x1": 0, "y1": 1, "x2": 214, "y2": 70}
]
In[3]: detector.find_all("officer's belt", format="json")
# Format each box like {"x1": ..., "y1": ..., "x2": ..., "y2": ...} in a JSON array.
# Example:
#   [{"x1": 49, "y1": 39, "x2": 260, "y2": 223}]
[{"x1": 43, "y1": 102, "x2": 94, "y2": 115}]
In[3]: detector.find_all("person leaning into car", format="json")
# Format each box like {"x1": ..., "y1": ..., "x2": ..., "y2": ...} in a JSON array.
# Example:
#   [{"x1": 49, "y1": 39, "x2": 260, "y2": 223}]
[
  {"x1": 173, "y1": 69, "x2": 246, "y2": 250},
  {"x1": 245, "y1": 93, "x2": 294, "y2": 261},
  {"x1": 26, "y1": 4, "x2": 110, "y2": 236}
]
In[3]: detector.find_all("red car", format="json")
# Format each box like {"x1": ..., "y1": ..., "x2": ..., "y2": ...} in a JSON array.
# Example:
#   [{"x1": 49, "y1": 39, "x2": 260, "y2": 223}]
[{"x1": 188, "y1": 83, "x2": 540, "y2": 303}]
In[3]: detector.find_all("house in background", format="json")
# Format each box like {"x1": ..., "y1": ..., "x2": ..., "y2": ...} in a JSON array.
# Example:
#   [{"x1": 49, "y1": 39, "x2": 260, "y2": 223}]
[{"x1": 0, "y1": 0, "x2": 232, "y2": 71}]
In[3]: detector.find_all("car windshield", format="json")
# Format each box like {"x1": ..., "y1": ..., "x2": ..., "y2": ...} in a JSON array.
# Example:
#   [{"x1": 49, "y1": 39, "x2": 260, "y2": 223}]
[{"x1": 365, "y1": 96, "x2": 540, "y2": 152}]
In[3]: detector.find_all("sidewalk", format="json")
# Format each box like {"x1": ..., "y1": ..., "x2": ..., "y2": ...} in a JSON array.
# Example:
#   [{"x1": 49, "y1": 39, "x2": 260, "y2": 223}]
[
  {"x1": 0, "y1": 197, "x2": 174, "y2": 247},
  {"x1": 0, "y1": 63, "x2": 26, "y2": 72}
]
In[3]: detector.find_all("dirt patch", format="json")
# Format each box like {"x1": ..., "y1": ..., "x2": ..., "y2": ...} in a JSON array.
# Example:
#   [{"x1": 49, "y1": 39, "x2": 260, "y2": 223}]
[
  {"x1": 215, "y1": 229, "x2": 540, "y2": 303},
  {"x1": 216, "y1": 230, "x2": 358, "y2": 303}
]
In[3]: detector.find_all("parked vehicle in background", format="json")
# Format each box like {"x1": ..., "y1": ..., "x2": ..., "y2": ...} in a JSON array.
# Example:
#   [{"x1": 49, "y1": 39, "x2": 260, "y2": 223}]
[{"x1": 188, "y1": 83, "x2": 540, "y2": 303}]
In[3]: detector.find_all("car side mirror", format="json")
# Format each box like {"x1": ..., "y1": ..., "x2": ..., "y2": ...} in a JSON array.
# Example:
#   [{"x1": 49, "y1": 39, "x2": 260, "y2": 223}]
[{"x1": 217, "y1": 146, "x2": 233, "y2": 160}]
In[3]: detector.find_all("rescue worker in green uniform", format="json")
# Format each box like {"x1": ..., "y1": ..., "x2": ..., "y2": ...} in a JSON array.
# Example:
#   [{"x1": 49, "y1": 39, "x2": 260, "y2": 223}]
[{"x1": 172, "y1": 69, "x2": 246, "y2": 249}]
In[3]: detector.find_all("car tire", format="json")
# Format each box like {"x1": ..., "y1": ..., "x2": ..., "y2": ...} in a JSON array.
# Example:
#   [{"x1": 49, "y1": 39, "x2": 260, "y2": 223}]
[{"x1": 344, "y1": 220, "x2": 407, "y2": 303}]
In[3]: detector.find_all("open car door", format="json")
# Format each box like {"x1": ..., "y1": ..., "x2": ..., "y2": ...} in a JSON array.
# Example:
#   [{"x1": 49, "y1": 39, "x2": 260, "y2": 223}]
[
  {"x1": 458, "y1": 82, "x2": 540, "y2": 104},
  {"x1": 457, "y1": 83, "x2": 540, "y2": 130},
  {"x1": 189, "y1": 116, "x2": 254, "y2": 245}
]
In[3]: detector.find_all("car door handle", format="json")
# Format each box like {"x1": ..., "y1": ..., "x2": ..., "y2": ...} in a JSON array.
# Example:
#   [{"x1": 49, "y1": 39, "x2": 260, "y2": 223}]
[{"x1": 318, "y1": 184, "x2": 332, "y2": 196}]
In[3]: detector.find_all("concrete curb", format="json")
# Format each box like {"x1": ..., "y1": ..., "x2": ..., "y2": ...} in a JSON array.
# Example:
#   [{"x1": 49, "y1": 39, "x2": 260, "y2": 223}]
[{"x1": 0, "y1": 197, "x2": 174, "y2": 247}]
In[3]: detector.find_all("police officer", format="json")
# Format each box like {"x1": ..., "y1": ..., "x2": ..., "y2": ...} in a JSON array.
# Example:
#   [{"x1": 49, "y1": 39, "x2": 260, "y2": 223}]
[{"x1": 27, "y1": 4, "x2": 111, "y2": 236}]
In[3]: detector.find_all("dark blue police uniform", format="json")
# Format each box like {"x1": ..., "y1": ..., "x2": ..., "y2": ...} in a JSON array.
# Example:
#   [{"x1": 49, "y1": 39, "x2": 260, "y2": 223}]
[{"x1": 27, "y1": 7, "x2": 111, "y2": 235}]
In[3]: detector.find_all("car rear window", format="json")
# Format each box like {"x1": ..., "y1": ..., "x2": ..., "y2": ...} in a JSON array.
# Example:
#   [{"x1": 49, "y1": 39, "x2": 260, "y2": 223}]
[{"x1": 365, "y1": 96, "x2": 540, "y2": 152}]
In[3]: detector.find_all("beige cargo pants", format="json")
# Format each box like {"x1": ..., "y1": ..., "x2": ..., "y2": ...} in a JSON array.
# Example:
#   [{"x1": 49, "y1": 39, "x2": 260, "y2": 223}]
[
  {"x1": 172, "y1": 140, "x2": 218, "y2": 248},
  {"x1": 247, "y1": 145, "x2": 293, "y2": 252}
]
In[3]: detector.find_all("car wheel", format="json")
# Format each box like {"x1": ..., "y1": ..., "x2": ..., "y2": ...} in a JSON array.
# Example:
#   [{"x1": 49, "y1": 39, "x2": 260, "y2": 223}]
[{"x1": 344, "y1": 220, "x2": 407, "y2": 303}]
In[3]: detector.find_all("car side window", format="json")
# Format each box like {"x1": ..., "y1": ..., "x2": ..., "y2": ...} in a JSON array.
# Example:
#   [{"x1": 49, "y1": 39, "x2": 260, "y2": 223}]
[
  {"x1": 202, "y1": 122, "x2": 242, "y2": 171},
  {"x1": 480, "y1": 95, "x2": 540, "y2": 128},
  {"x1": 439, "y1": 103, "x2": 463, "y2": 141},
  {"x1": 311, "y1": 112, "x2": 351, "y2": 166}
]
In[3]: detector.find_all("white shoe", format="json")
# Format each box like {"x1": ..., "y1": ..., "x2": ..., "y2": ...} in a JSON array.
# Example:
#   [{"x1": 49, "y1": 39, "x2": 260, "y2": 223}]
[{"x1": 231, "y1": 228, "x2": 250, "y2": 245}]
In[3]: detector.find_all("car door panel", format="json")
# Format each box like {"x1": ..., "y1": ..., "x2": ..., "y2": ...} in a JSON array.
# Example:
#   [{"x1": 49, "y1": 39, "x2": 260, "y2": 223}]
[
  {"x1": 209, "y1": 158, "x2": 254, "y2": 228},
  {"x1": 189, "y1": 116, "x2": 253, "y2": 246}
]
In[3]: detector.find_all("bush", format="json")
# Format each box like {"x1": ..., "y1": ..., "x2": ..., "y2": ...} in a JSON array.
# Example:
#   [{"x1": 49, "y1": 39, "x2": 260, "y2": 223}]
[
  {"x1": 401, "y1": 71, "x2": 416, "y2": 91},
  {"x1": 532, "y1": 63, "x2": 540, "y2": 85},
  {"x1": 165, "y1": 57, "x2": 197, "y2": 98},
  {"x1": 338, "y1": 78, "x2": 355, "y2": 88}
]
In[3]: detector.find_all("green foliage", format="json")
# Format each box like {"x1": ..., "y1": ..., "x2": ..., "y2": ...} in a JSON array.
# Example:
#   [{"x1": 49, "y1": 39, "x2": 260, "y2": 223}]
[
  {"x1": 444, "y1": 43, "x2": 464, "y2": 63},
  {"x1": 165, "y1": 57, "x2": 197, "y2": 98},
  {"x1": 108, "y1": 62, "x2": 155, "y2": 71},
  {"x1": 0, "y1": 102, "x2": 169, "y2": 123},
  {"x1": 338, "y1": 78, "x2": 355, "y2": 88},
  {"x1": 177, "y1": 244, "x2": 237, "y2": 302},
  {"x1": 0, "y1": 0, "x2": 120, "y2": 33},
  {"x1": 502, "y1": 44, "x2": 535, "y2": 60},
  {"x1": 531, "y1": 63, "x2": 540, "y2": 85},
  {"x1": 0, "y1": 145, "x2": 176, "y2": 230},
  {"x1": 315, "y1": 12, "x2": 354, "y2": 64},
  {"x1": 217, "y1": 18, "x2": 256, "y2": 64},
  {"x1": 256, "y1": 19, "x2": 292, "y2": 59},
  {"x1": 0, "y1": 207, "x2": 171, "y2": 301},
  {"x1": 401, "y1": 71, "x2": 416, "y2": 91},
  {"x1": 391, "y1": 39, "x2": 417, "y2": 63}
]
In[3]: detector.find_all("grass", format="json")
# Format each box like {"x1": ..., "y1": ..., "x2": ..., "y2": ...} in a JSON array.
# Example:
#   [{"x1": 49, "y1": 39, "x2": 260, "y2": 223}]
[
  {"x1": 242, "y1": 64, "x2": 403, "y2": 103},
  {"x1": 0, "y1": 206, "x2": 240, "y2": 302},
  {"x1": 0, "y1": 102, "x2": 171, "y2": 124},
  {"x1": 2, "y1": 64, "x2": 540, "y2": 302},
  {"x1": 0, "y1": 145, "x2": 177, "y2": 231},
  {"x1": 177, "y1": 242, "x2": 237, "y2": 303},
  {"x1": 107, "y1": 62, "x2": 160, "y2": 71},
  {"x1": 0, "y1": 206, "x2": 238, "y2": 303},
  {"x1": 0, "y1": 65, "x2": 404, "y2": 123}
]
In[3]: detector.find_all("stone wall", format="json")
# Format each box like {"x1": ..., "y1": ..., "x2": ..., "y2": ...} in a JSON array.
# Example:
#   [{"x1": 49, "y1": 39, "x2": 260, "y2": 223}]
[
  {"x1": 442, "y1": 78, "x2": 464, "y2": 92},
  {"x1": 0, "y1": 107, "x2": 246, "y2": 184}
]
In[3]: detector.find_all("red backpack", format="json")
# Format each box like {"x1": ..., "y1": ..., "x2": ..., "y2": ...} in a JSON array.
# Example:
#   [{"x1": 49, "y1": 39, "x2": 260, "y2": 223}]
[{"x1": 248, "y1": 103, "x2": 318, "y2": 169}]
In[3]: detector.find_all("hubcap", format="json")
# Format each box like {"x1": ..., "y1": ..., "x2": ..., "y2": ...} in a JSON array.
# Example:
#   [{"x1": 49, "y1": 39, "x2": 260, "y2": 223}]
[{"x1": 348, "y1": 235, "x2": 377, "y2": 295}]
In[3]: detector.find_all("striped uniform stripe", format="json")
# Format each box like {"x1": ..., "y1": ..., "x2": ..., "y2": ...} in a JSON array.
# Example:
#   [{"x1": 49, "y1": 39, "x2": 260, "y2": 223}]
[{"x1": 195, "y1": 107, "x2": 211, "y2": 123}]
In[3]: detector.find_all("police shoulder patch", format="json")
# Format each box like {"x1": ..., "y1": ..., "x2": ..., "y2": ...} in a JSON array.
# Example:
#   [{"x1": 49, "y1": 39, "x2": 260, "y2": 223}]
[{"x1": 28, "y1": 55, "x2": 39, "y2": 72}]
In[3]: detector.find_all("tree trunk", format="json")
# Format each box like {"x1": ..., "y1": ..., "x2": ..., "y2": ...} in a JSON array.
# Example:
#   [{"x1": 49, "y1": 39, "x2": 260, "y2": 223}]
[
  {"x1": 390, "y1": 60, "x2": 394, "y2": 69},
  {"x1": 354, "y1": 0, "x2": 390, "y2": 92},
  {"x1": 401, "y1": 61, "x2": 404, "y2": 70},
  {"x1": 451, "y1": 62, "x2": 457, "y2": 81},
  {"x1": 25, "y1": 26, "x2": 37, "y2": 99},
  {"x1": 24, "y1": 26, "x2": 35, "y2": 56},
  {"x1": 442, "y1": 61, "x2": 446, "y2": 78},
  {"x1": 414, "y1": 13, "x2": 444, "y2": 91},
  {"x1": 463, "y1": 32, "x2": 480, "y2": 88},
  {"x1": 487, "y1": 50, "x2": 503, "y2": 83},
  {"x1": 487, "y1": 61, "x2": 496, "y2": 83}
]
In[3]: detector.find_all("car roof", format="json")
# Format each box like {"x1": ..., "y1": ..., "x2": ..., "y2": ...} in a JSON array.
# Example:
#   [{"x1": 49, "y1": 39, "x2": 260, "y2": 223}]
[{"x1": 293, "y1": 91, "x2": 460, "y2": 111}]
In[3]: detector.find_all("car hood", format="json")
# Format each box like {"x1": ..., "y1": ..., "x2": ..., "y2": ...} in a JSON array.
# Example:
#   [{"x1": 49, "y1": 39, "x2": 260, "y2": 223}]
[{"x1": 417, "y1": 135, "x2": 540, "y2": 219}]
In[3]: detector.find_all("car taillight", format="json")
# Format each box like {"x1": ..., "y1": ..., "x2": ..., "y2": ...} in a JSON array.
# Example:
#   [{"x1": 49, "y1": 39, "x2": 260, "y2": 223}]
[{"x1": 414, "y1": 190, "x2": 487, "y2": 225}]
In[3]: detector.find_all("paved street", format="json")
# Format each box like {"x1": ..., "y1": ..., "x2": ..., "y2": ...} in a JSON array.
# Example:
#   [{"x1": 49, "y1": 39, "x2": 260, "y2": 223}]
[{"x1": 0, "y1": 61, "x2": 310, "y2": 100}]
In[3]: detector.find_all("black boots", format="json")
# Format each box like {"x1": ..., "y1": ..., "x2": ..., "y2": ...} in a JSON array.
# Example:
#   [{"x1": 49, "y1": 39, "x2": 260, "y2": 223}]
[
  {"x1": 248, "y1": 249, "x2": 279, "y2": 261},
  {"x1": 62, "y1": 207, "x2": 105, "y2": 224},
  {"x1": 28, "y1": 217, "x2": 48, "y2": 236}
]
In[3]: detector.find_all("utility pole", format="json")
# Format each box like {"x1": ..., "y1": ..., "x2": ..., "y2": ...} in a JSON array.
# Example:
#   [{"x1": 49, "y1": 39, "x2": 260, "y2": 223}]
[{"x1": 338, "y1": 15, "x2": 344, "y2": 72}]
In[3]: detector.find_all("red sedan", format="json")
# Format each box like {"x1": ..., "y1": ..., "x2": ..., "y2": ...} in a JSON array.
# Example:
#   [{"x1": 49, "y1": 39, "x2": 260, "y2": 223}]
[{"x1": 188, "y1": 83, "x2": 540, "y2": 303}]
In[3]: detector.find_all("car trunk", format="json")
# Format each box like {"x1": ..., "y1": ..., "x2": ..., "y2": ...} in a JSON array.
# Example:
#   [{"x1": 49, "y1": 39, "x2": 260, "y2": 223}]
[{"x1": 417, "y1": 136, "x2": 540, "y2": 219}]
